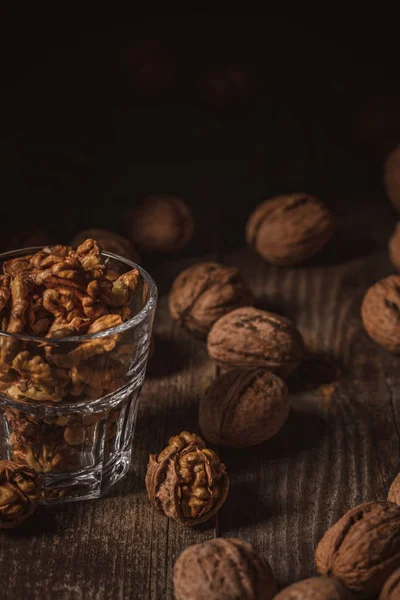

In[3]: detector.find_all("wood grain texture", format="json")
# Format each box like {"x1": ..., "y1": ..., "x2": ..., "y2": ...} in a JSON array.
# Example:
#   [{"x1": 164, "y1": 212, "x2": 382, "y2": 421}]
[{"x1": 1, "y1": 101, "x2": 400, "y2": 600}]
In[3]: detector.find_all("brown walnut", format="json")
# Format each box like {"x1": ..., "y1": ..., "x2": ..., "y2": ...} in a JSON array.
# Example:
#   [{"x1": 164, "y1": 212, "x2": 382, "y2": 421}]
[
  {"x1": 70, "y1": 229, "x2": 140, "y2": 264},
  {"x1": 207, "y1": 306, "x2": 305, "y2": 377},
  {"x1": 173, "y1": 538, "x2": 277, "y2": 600},
  {"x1": 388, "y1": 473, "x2": 400, "y2": 505},
  {"x1": 199, "y1": 367, "x2": 289, "y2": 447},
  {"x1": 169, "y1": 262, "x2": 253, "y2": 338},
  {"x1": 0, "y1": 459, "x2": 41, "y2": 528},
  {"x1": 274, "y1": 577, "x2": 354, "y2": 599},
  {"x1": 315, "y1": 501, "x2": 400, "y2": 597},
  {"x1": 126, "y1": 195, "x2": 194, "y2": 253},
  {"x1": 380, "y1": 567, "x2": 400, "y2": 600},
  {"x1": 361, "y1": 275, "x2": 400, "y2": 353},
  {"x1": 120, "y1": 40, "x2": 176, "y2": 96},
  {"x1": 388, "y1": 223, "x2": 400, "y2": 271},
  {"x1": 246, "y1": 193, "x2": 334, "y2": 266},
  {"x1": 145, "y1": 431, "x2": 229, "y2": 526},
  {"x1": 197, "y1": 62, "x2": 253, "y2": 110},
  {"x1": 384, "y1": 145, "x2": 400, "y2": 213}
]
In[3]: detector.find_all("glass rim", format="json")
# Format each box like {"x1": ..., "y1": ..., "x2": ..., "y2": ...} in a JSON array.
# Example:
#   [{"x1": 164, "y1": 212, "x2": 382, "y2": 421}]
[{"x1": 0, "y1": 246, "x2": 158, "y2": 343}]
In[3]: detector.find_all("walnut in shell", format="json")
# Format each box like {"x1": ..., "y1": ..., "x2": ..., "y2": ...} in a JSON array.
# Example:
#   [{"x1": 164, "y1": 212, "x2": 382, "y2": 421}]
[
  {"x1": 197, "y1": 62, "x2": 253, "y2": 109},
  {"x1": 361, "y1": 275, "x2": 400, "y2": 353},
  {"x1": 246, "y1": 193, "x2": 334, "y2": 266},
  {"x1": 0, "y1": 460, "x2": 41, "y2": 528},
  {"x1": 120, "y1": 40, "x2": 176, "y2": 96},
  {"x1": 274, "y1": 577, "x2": 354, "y2": 599},
  {"x1": 126, "y1": 195, "x2": 194, "y2": 253},
  {"x1": 173, "y1": 538, "x2": 277, "y2": 600},
  {"x1": 70, "y1": 229, "x2": 140, "y2": 263},
  {"x1": 388, "y1": 473, "x2": 400, "y2": 505},
  {"x1": 207, "y1": 307, "x2": 305, "y2": 377},
  {"x1": 384, "y1": 145, "x2": 400, "y2": 213},
  {"x1": 145, "y1": 431, "x2": 229, "y2": 526},
  {"x1": 169, "y1": 262, "x2": 253, "y2": 338},
  {"x1": 380, "y1": 567, "x2": 400, "y2": 600},
  {"x1": 315, "y1": 501, "x2": 400, "y2": 597},
  {"x1": 388, "y1": 223, "x2": 400, "y2": 271},
  {"x1": 199, "y1": 367, "x2": 289, "y2": 447}
]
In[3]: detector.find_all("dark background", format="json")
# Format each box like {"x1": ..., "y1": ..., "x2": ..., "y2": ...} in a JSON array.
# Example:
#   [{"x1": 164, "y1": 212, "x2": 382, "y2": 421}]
[{"x1": 1, "y1": 11, "x2": 399, "y2": 249}]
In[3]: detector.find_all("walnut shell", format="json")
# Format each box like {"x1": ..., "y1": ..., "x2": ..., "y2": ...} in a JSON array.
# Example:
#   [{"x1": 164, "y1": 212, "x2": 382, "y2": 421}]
[
  {"x1": 207, "y1": 307, "x2": 305, "y2": 377},
  {"x1": 199, "y1": 367, "x2": 289, "y2": 447},
  {"x1": 388, "y1": 473, "x2": 400, "y2": 505},
  {"x1": 315, "y1": 501, "x2": 400, "y2": 597},
  {"x1": 380, "y1": 567, "x2": 400, "y2": 600},
  {"x1": 389, "y1": 223, "x2": 400, "y2": 271},
  {"x1": 274, "y1": 577, "x2": 354, "y2": 599},
  {"x1": 169, "y1": 262, "x2": 253, "y2": 338},
  {"x1": 384, "y1": 146, "x2": 400, "y2": 212},
  {"x1": 361, "y1": 275, "x2": 400, "y2": 353},
  {"x1": 0, "y1": 459, "x2": 41, "y2": 528},
  {"x1": 246, "y1": 193, "x2": 334, "y2": 266},
  {"x1": 145, "y1": 431, "x2": 229, "y2": 527},
  {"x1": 70, "y1": 229, "x2": 140, "y2": 264},
  {"x1": 126, "y1": 195, "x2": 194, "y2": 253},
  {"x1": 173, "y1": 538, "x2": 277, "y2": 600}
]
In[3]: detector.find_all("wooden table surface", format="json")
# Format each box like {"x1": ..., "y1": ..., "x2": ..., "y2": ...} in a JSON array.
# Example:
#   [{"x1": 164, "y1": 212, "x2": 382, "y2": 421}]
[{"x1": 0, "y1": 98, "x2": 399, "y2": 600}]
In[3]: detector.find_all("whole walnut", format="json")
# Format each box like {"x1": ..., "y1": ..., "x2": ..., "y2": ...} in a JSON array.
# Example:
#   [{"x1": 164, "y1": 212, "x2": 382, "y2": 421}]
[
  {"x1": 361, "y1": 275, "x2": 400, "y2": 353},
  {"x1": 199, "y1": 368, "x2": 289, "y2": 447},
  {"x1": 173, "y1": 538, "x2": 277, "y2": 600},
  {"x1": 0, "y1": 460, "x2": 41, "y2": 529},
  {"x1": 315, "y1": 501, "x2": 400, "y2": 597},
  {"x1": 207, "y1": 307, "x2": 305, "y2": 377},
  {"x1": 246, "y1": 193, "x2": 334, "y2": 266},
  {"x1": 197, "y1": 62, "x2": 253, "y2": 110},
  {"x1": 274, "y1": 577, "x2": 354, "y2": 599},
  {"x1": 388, "y1": 223, "x2": 400, "y2": 271},
  {"x1": 120, "y1": 40, "x2": 176, "y2": 96},
  {"x1": 169, "y1": 262, "x2": 253, "y2": 338},
  {"x1": 388, "y1": 473, "x2": 400, "y2": 505},
  {"x1": 384, "y1": 145, "x2": 400, "y2": 213},
  {"x1": 145, "y1": 431, "x2": 229, "y2": 526},
  {"x1": 380, "y1": 567, "x2": 400, "y2": 600},
  {"x1": 70, "y1": 228, "x2": 141, "y2": 263},
  {"x1": 126, "y1": 195, "x2": 194, "y2": 253}
]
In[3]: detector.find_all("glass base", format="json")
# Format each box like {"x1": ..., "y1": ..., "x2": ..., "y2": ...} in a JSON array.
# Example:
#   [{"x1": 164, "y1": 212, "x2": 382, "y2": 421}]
[{"x1": 39, "y1": 450, "x2": 132, "y2": 505}]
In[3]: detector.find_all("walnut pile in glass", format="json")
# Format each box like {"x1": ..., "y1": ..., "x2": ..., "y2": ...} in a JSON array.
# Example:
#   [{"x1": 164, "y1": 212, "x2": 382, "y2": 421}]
[{"x1": 0, "y1": 248, "x2": 157, "y2": 504}]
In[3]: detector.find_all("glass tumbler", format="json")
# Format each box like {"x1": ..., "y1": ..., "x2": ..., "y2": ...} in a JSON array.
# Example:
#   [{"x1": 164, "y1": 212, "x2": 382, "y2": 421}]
[{"x1": 0, "y1": 248, "x2": 157, "y2": 504}]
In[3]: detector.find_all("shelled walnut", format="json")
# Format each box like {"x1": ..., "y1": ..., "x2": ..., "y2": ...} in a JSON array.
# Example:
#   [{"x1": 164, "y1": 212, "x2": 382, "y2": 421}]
[
  {"x1": 145, "y1": 431, "x2": 229, "y2": 526},
  {"x1": 274, "y1": 577, "x2": 354, "y2": 599},
  {"x1": 199, "y1": 368, "x2": 289, "y2": 447},
  {"x1": 380, "y1": 567, "x2": 400, "y2": 600},
  {"x1": 70, "y1": 229, "x2": 141, "y2": 264},
  {"x1": 173, "y1": 538, "x2": 277, "y2": 600},
  {"x1": 388, "y1": 473, "x2": 400, "y2": 505},
  {"x1": 388, "y1": 223, "x2": 400, "y2": 271},
  {"x1": 207, "y1": 307, "x2": 305, "y2": 376},
  {"x1": 0, "y1": 460, "x2": 41, "y2": 528},
  {"x1": 0, "y1": 239, "x2": 143, "y2": 475},
  {"x1": 125, "y1": 195, "x2": 194, "y2": 253},
  {"x1": 169, "y1": 262, "x2": 253, "y2": 338},
  {"x1": 315, "y1": 501, "x2": 400, "y2": 597},
  {"x1": 361, "y1": 275, "x2": 400, "y2": 353},
  {"x1": 246, "y1": 193, "x2": 334, "y2": 265}
]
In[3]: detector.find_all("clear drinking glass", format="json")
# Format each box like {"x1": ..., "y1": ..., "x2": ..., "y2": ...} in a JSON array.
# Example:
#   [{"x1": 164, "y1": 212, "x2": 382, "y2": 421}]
[{"x1": 0, "y1": 248, "x2": 157, "y2": 504}]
